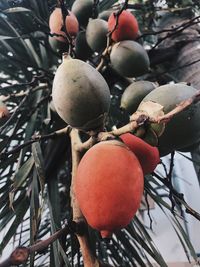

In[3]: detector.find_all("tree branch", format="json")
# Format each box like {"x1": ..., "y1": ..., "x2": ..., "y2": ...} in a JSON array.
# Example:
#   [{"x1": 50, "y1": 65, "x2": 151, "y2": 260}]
[{"x1": 70, "y1": 128, "x2": 100, "y2": 267}]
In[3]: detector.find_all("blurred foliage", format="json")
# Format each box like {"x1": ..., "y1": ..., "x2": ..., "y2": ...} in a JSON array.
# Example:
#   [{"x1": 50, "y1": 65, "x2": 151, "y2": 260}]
[{"x1": 0, "y1": 0, "x2": 200, "y2": 266}]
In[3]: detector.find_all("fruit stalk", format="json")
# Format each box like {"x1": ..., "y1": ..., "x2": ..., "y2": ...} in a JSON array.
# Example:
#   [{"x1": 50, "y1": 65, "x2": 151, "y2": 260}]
[{"x1": 70, "y1": 128, "x2": 98, "y2": 267}]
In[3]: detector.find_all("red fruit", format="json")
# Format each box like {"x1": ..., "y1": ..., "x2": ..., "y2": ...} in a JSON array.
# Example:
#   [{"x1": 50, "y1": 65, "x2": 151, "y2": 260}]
[
  {"x1": 120, "y1": 133, "x2": 160, "y2": 175},
  {"x1": 74, "y1": 140, "x2": 144, "y2": 238},
  {"x1": 108, "y1": 10, "x2": 139, "y2": 42},
  {"x1": 49, "y1": 8, "x2": 79, "y2": 42}
]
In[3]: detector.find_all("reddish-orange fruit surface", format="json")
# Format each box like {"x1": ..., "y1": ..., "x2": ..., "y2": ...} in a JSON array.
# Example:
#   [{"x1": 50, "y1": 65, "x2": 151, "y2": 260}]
[
  {"x1": 108, "y1": 10, "x2": 139, "y2": 42},
  {"x1": 74, "y1": 140, "x2": 144, "y2": 237},
  {"x1": 120, "y1": 133, "x2": 160, "y2": 175},
  {"x1": 49, "y1": 8, "x2": 79, "y2": 42}
]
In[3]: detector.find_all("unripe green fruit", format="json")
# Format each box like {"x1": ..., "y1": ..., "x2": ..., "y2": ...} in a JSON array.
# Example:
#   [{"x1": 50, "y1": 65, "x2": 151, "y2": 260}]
[
  {"x1": 110, "y1": 41, "x2": 150, "y2": 78},
  {"x1": 75, "y1": 31, "x2": 93, "y2": 60},
  {"x1": 138, "y1": 83, "x2": 200, "y2": 151},
  {"x1": 86, "y1": 19, "x2": 108, "y2": 52},
  {"x1": 98, "y1": 10, "x2": 113, "y2": 21},
  {"x1": 52, "y1": 55, "x2": 110, "y2": 131},
  {"x1": 49, "y1": 36, "x2": 69, "y2": 54},
  {"x1": 71, "y1": 0, "x2": 98, "y2": 27},
  {"x1": 120, "y1": 80, "x2": 158, "y2": 114}
]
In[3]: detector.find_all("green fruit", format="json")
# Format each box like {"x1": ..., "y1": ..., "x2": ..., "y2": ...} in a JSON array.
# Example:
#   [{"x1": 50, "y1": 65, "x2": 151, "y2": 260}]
[
  {"x1": 110, "y1": 40, "x2": 150, "y2": 78},
  {"x1": 86, "y1": 19, "x2": 108, "y2": 52},
  {"x1": 120, "y1": 80, "x2": 158, "y2": 114},
  {"x1": 75, "y1": 31, "x2": 93, "y2": 60},
  {"x1": 98, "y1": 10, "x2": 113, "y2": 21},
  {"x1": 138, "y1": 83, "x2": 200, "y2": 151},
  {"x1": 142, "y1": 128, "x2": 159, "y2": 147},
  {"x1": 52, "y1": 54, "x2": 110, "y2": 131},
  {"x1": 71, "y1": 0, "x2": 98, "y2": 27},
  {"x1": 49, "y1": 36, "x2": 69, "y2": 54}
]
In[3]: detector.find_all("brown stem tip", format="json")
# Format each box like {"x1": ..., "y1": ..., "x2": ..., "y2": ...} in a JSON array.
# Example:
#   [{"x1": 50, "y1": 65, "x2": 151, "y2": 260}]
[{"x1": 10, "y1": 247, "x2": 29, "y2": 265}]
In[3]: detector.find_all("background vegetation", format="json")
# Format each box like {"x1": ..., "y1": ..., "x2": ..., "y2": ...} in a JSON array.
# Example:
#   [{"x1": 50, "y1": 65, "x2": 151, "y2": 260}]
[{"x1": 0, "y1": 0, "x2": 200, "y2": 266}]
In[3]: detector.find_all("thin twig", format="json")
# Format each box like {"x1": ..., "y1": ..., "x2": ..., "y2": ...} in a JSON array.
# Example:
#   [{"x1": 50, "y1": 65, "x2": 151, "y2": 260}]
[
  {"x1": 58, "y1": 0, "x2": 74, "y2": 56},
  {"x1": 167, "y1": 151, "x2": 176, "y2": 213},
  {"x1": 144, "y1": 191, "x2": 153, "y2": 230},
  {"x1": 0, "y1": 126, "x2": 71, "y2": 160},
  {"x1": 1, "y1": 89, "x2": 200, "y2": 158},
  {"x1": 152, "y1": 15, "x2": 200, "y2": 49},
  {"x1": 0, "y1": 223, "x2": 73, "y2": 267}
]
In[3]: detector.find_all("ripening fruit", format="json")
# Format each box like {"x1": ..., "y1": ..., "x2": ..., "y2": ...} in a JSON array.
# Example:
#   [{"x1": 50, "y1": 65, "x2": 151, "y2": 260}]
[
  {"x1": 120, "y1": 81, "x2": 158, "y2": 114},
  {"x1": 74, "y1": 140, "x2": 144, "y2": 237},
  {"x1": 138, "y1": 83, "x2": 200, "y2": 151},
  {"x1": 108, "y1": 10, "x2": 139, "y2": 42},
  {"x1": 0, "y1": 100, "x2": 9, "y2": 125},
  {"x1": 120, "y1": 133, "x2": 160, "y2": 175},
  {"x1": 49, "y1": 8, "x2": 79, "y2": 42},
  {"x1": 71, "y1": 0, "x2": 98, "y2": 27},
  {"x1": 52, "y1": 54, "x2": 110, "y2": 131},
  {"x1": 86, "y1": 19, "x2": 108, "y2": 52},
  {"x1": 110, "y1": 40, "x2": 150, "y2": 77}
]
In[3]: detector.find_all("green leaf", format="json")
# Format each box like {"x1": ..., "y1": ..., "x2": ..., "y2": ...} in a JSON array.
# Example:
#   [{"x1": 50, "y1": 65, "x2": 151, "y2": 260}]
[
  {"x1": 13, "y1": 156, "x2": 34, "y2": 189},
  {"x1": 0, "y1": 196, "x2": 29, "y2": 254},
  {"x1": 172, "y1": 216, "x2": 198, "y2": 261},
  {"x1": 178, "y1": 152, "x2": 200, "y2": 166},
  {"x1": 0, "y1": 35, "x2": 17, "y2": 40},
  {"x1": 30, "y1": 169, "x2": 40, "y2": 267},
  {"x1": 133, "y1": 217, "x2": 168, "y2": 267},
  {"x1": 4, "y1": 7, "x2": 32, "y2": 13},
  {"x1": 32, "y1": 142, "x2": 46, "y2": 196}
]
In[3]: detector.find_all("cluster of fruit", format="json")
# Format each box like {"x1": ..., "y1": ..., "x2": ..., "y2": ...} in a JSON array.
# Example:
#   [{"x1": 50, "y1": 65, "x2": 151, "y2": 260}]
[
  {"x1": 49, "y1": 0, "x2": 149, "y2": 78},
  {"x1": 49, "y1": 0, "x2": 200, "y2": 237}
]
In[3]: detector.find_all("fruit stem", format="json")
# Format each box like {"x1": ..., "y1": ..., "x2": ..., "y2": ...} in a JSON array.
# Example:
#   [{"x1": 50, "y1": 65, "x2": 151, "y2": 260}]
[
  {"x1": 70, "y1": 128, "x2": 98, "y2": 267},
  {"x1": 62, "y1": 52, "x2": 70, "y2": 62}
]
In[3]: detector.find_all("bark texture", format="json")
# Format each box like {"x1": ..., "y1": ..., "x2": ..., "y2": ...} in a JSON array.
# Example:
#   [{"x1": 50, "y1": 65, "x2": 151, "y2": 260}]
[{"x1": 156, "y1": 8, "x2": 200, "y2": 183}]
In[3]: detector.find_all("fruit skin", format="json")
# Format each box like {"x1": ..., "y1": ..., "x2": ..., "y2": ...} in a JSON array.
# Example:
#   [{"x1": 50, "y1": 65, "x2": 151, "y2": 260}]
[
  {"x1": 86, "y1": 19, "x2": 108, "y2": 52},
  {"x1": 49, "y1": 8, "x2": 79, "y2": 42},
  {"x1": 0, "y1": 100, "x2": 9, "y2": 126},
  {"x1": 110, "y1": 40, "x2": 150, "y2": 78},
  {"x1": 75, "y1": 31, "x2": 93, "y2": 60},
  {"x1": 120, "y1": 81, "x2": 158, "y2": 114},
  {"x1": 108, "y1": 10, "x2": 139, "y2": 42},
  {"x1": 52, "y1": 55, "x2": 110, "y2": 131},
  {"x1": 49, "y1": 35, "x2": 69, "y2": 54},
  {"x1": 71, "y1": 0, "x2": 98, "y2": 27},
  {"x1": 120, "y1": 133, "x2": 160, "y2": 174},
  {"x1": 98, "y1": 10, "x2": 113, "y2": 21},
  {"x1": 139, "y1": 83, "x2": 200, "y2": 151},
  {"x1": 74, "y1": 140, "x2": 144, "y2": 237}
]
